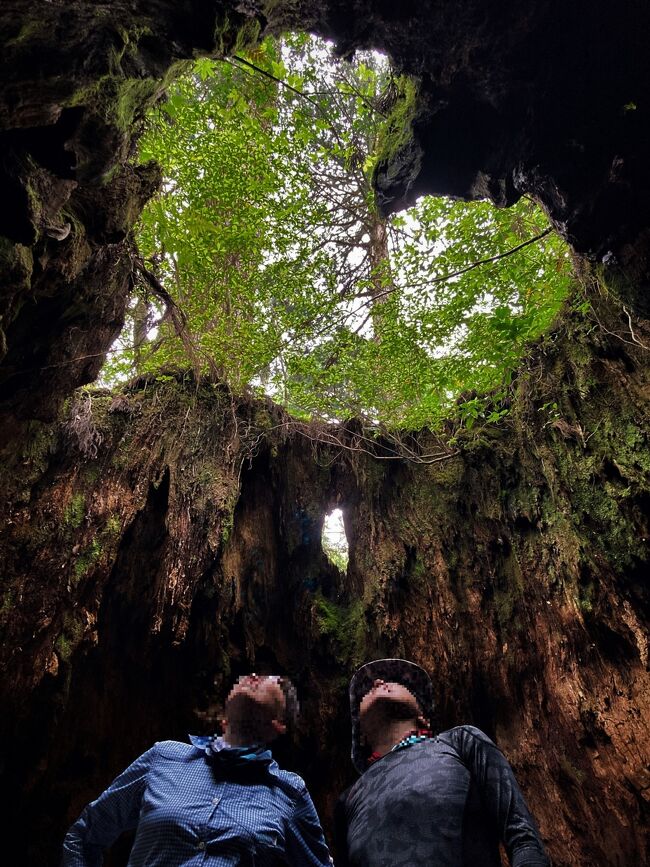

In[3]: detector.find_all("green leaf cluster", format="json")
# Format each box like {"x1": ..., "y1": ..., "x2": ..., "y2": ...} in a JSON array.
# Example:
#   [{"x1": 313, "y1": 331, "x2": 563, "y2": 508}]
[{"x1": 102, "y1": 35, "x2": 572, "y2": 431}]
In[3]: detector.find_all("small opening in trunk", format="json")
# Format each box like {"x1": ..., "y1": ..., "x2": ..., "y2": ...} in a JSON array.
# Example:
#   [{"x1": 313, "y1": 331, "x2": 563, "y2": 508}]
[{"x1": 321, "y1": 507, "x2": 348, "y2": 571}]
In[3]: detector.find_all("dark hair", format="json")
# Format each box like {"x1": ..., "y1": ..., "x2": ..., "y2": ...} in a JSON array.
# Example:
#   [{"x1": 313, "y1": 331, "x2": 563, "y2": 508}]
[{"x1": 277, "y1": 676, "x2": 300, "y2": 733}]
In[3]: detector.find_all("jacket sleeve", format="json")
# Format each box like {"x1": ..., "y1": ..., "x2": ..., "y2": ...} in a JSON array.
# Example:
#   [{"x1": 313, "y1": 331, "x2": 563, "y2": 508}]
[
  {"x1": 443, "y1": 726, "x2": 550, "y2": 867},
  {"x1": 61, "y1": 746, "x2": 155, "y2": 867},
  {"x1": 285, "y1": 787, "x2": 333, "y2": 866},
  {"x1": 332, "y1": 789, "x2": 351, "y2": 867}
]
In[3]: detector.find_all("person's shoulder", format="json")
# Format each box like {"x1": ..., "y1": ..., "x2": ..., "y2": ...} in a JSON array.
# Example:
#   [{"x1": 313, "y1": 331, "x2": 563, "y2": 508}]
[
  {"x1": 270, "y1": 766, "x2": 308, "y2": 800},
  {"x1": 436, "y1": 725, "x2": 498, "y2": 751},
  {"x1": 152, "y1": 739, "x2": 203, "y2": 762},
  {"x1": 439, "y1": 724, "x2": 492, "y2": 739}
]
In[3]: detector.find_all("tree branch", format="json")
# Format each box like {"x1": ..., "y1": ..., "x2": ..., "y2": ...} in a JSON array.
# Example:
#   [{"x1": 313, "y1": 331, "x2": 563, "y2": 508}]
[
  {"x1": 374, "y1": 227, "x2": 554, "y2": 300},
  {"x1": 229, "y1": 55, "x2": 320, "y2": 107}
]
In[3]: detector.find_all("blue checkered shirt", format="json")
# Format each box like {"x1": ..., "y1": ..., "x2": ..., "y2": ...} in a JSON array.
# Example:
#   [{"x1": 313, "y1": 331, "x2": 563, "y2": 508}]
[{"x1": 62, "y1": 738, "x2": 331, "y2": 866}]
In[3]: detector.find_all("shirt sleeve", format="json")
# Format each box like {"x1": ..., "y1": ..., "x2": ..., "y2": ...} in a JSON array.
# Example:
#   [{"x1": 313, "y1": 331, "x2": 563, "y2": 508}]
[
  {"x1": 284, "y1": 787, "x2": 333, "y2": 867},
  {"x1": 443, "y1": 726, "x2": 550, "y2": 867},
  {"x1": 61, "y1": 746, "x2": 155, "y2": 867}
]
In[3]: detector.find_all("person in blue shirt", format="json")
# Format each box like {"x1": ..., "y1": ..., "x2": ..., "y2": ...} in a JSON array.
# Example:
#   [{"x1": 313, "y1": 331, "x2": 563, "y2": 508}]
[
  {"x1": 334, "y1": 659, "x2": 550, "y2": 867},
  {"x1": 62, "y1": 673, "x2": 332, "y2": 866}
]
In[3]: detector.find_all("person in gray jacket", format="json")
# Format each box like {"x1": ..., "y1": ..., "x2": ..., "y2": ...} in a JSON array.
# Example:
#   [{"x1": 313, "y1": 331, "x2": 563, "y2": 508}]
[{"x1": 334, "y1": 659, "x2": 550, "y2": 867}]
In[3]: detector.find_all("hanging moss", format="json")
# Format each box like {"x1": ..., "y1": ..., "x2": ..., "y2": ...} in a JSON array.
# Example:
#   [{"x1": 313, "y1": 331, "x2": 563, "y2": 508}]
[
  {"x1": 0, "y1": 237, "x2": 33, "y2": 353},
  {"x1": 213, "y1": 12, "x2": 262, "y2": 56},
  {"x1": 0, "y1": 590, "x2": 14, "y2": 617},
  {"x1": 54, "y1": 634, "x2": 72, "y2": 662},
  {"x1": 63, "y1": 493, "x2": 86, "y2": 529},
  {"x1": 54, "y1": 612, "x2": 85, "y2": 663},
  {"x1": 314, "y1": 592, "x2": 367, "y2": 667},
  {"x1": 493, "y1": 549, "x2": 525, "y2": 629},
  {"x1": 72, "y1": 538, "x2": 102, "y2": 583},
  {"x1": 105, "y1": 515, "x2": 122, "y2": 537},
  {"x1": 372, "y1": 74, "x2": 420, "y2": 175}
]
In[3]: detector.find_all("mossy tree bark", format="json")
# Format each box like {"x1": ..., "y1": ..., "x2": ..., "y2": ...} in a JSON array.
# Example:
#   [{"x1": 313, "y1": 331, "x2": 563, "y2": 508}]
[{"x1": 0, "y1": 285, "x2": 648, "y2": 866}]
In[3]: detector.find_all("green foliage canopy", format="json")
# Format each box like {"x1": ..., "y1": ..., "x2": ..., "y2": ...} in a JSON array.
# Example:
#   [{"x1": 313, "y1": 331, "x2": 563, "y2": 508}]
[{"x1": 103, "y1": 35, "x2": 572, "y2": 431}]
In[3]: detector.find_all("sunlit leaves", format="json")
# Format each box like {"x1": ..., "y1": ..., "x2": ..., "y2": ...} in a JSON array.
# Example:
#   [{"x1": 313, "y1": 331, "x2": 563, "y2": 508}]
[{"x1": 103, "y1": 34, "x2": 573, "y2": 431}]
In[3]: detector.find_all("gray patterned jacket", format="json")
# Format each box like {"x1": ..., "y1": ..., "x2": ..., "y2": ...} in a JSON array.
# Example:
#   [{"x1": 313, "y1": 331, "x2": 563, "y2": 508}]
[{"x1": 334, "y1": 725, "x2": 550, "y2": 867}]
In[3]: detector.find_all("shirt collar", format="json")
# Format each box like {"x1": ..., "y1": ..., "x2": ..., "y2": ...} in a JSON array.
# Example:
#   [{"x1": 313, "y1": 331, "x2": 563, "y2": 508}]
[
  {"x1": 189, "y1": 734, "x2": 275, "y2": 768},
  {"x1": 367, "y1": 731, "x2": 431, "y2": 767}
]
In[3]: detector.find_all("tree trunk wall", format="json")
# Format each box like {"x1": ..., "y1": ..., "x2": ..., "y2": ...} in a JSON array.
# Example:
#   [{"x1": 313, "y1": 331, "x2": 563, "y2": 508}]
[{"x1": 1, "y1": 292, "x2": 648, "y2": 866}]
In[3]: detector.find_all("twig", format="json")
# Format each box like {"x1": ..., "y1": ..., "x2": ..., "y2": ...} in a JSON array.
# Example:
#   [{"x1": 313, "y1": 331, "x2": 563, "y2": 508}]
[
  {"x1": 590, "y1": 306, "x2": 650, "y2": 352},
  {"x1": 623, "y1": 306, "x2": 650, "y2": 351},
  {"x1": 230, "y1": 54, "x2": 319, "y2": 107},
  {"x1": 133, "y1": 257, "x2": 187, "y2": 331},
  {"x1": 249, "y1": 417, "x2": 459, "y2": 465},
  {"x1": 368, "y1": 227, "x2": 553, "y2": 301}
]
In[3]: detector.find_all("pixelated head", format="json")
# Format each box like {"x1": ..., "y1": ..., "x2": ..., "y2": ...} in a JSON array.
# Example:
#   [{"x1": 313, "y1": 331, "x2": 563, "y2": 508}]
[
  {"x1": 349, "y1": 659, "x2": 434, "y2": 772},
  {"x1": 224, "y1": 674, "x2": 300, "y2": 745}
]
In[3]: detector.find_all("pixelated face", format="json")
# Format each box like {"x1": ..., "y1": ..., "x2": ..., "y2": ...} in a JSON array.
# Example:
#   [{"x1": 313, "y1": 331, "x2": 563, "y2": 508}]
[
  {"x1": 225, "y1": 674, "x2": 286, "y2": 732},
  {"x1": 359, "y1": 679, "x2": 422, "y2": 724}
]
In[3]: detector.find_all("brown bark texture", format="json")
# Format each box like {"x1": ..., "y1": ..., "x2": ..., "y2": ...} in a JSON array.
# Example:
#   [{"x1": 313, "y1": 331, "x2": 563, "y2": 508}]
[{"x1": 0, "y1": 288, "x2": 648, "y2": 866}]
